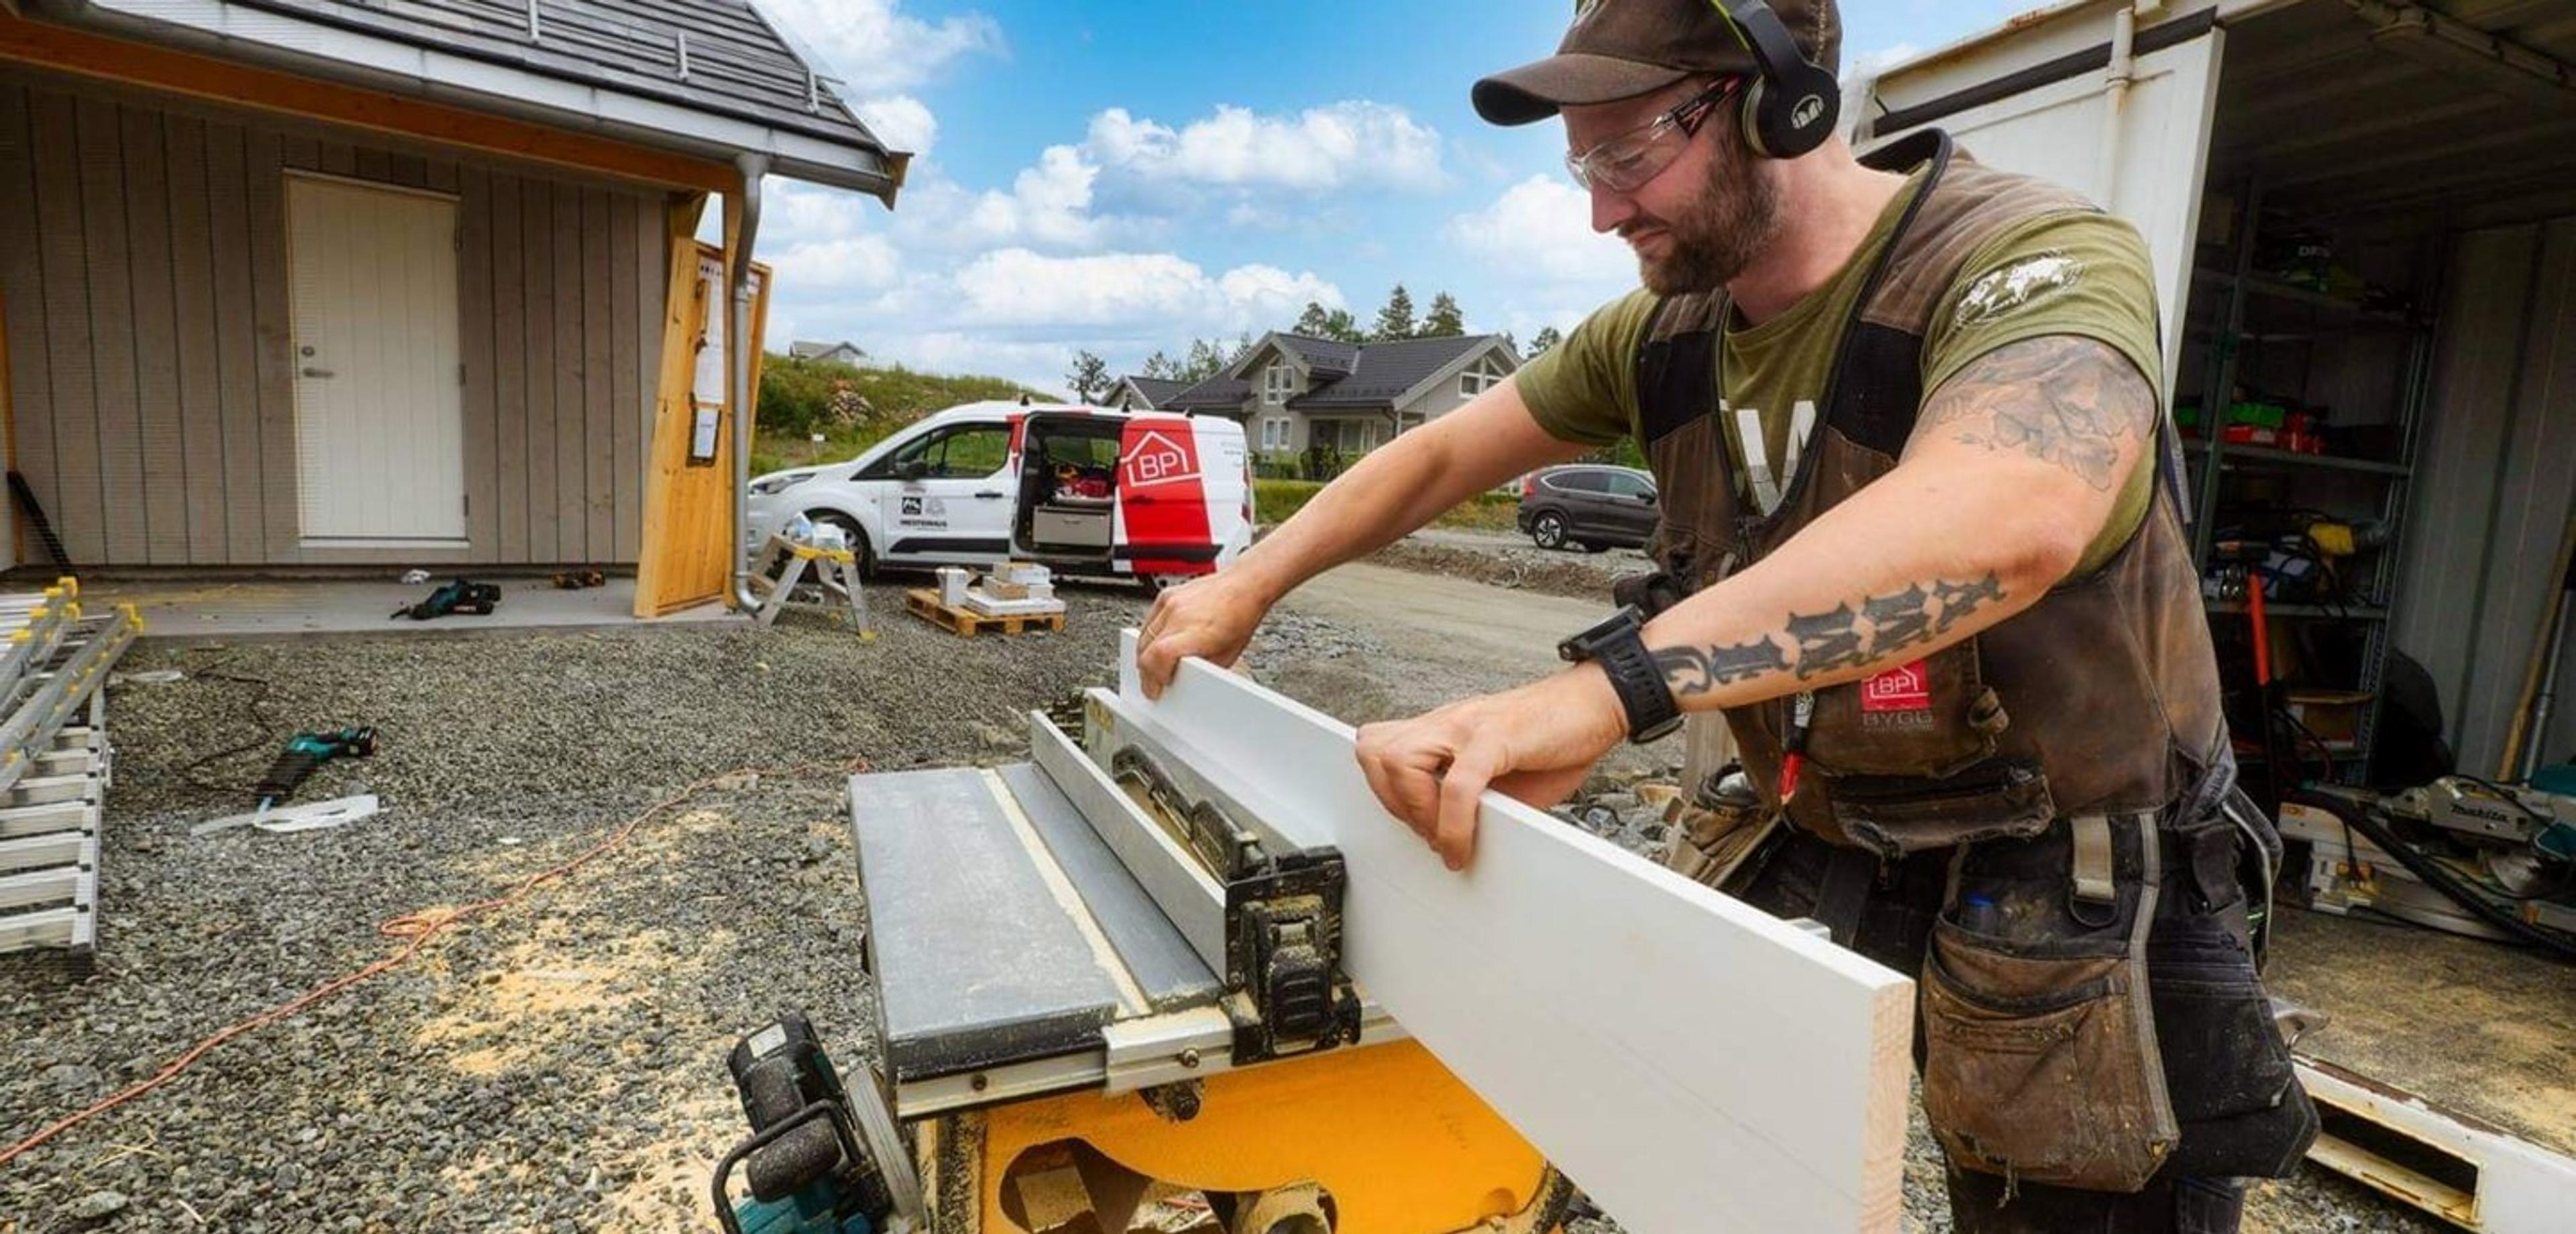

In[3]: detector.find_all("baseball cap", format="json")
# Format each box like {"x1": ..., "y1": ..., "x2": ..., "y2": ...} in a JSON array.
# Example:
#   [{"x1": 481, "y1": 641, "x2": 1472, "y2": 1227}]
[{"x1": 1473, "y1": 0, "x2": 1841, "y2": 127}]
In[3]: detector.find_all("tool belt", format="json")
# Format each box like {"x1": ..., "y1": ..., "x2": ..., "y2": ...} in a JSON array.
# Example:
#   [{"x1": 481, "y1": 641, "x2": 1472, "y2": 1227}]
[{"x1": 1916, "y1": 807, "x2": 2316, "y2": 1192}]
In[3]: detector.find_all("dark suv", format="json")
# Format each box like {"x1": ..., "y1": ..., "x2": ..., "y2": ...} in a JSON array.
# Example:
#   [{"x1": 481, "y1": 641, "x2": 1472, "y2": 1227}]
[{"x1": 1514, "y1": 465, "x2": 1658, "y2": 552}]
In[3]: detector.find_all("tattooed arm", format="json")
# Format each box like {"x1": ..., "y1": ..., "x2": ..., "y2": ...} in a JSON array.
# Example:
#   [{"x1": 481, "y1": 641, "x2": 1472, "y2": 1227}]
[
  {"x1": 1642, "y1": 335, "x2": 2158, "y2": 706},
  {"x1": 1352, "y1": 335, "x2": 2158, "y2": 868}
]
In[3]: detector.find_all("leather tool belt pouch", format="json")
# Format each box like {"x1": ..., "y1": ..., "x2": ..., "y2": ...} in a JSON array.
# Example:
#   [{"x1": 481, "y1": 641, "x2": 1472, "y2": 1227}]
[
  {"x1": 1766, "y1": 638, "x2": 2059, "y2": 856},
  {"x1": 1920, "y1": 814, "x2": 2179, "y2": 1192},
  {"x1": 1666, "y1": 769, "x2": 1773, "y2": 888}
]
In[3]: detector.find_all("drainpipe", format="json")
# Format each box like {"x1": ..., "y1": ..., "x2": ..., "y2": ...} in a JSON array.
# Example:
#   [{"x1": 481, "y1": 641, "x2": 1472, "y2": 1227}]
[
  {"x1": 2092, "y1": 5, "x2": 2139, "y2": 209},
  {"x1": 729, "y1": 153, "x2": 769, "y2": 613}
]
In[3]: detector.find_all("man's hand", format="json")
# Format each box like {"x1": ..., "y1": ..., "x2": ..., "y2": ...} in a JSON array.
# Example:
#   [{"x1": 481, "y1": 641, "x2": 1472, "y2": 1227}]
[
  {"x1": 1353, "y1": 666, "x2": 1627, "y2": 871},
  {"x1": 1136, "y1": 570, "x2": 1278, "y2": 699}
]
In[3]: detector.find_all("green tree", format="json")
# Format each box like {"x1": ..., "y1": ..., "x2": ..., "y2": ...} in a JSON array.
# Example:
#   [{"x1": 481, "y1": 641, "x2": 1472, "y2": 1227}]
[
  {"x1": 1527, "y1": 325, "x2": 1564, "y2": 357},
  {"x1": 1179, "y1": 337, "x2": 1230, "y2": 382},
  {"x1": 1419, "y1": 291, "x2": 1466, "y2": 337},
  {"x1": 1371, "y1": 284, "x2": 1417, "y2": 341},
  {"x1": 1065, "y1": 349, "x2": 1112, "y2": 404},
  {"x1": 1293, "y1": 300, "x2": 1364, "y2": 343},
  {"x1": 1140, "y1": 350, "x2": 1180, "y2": 380}
]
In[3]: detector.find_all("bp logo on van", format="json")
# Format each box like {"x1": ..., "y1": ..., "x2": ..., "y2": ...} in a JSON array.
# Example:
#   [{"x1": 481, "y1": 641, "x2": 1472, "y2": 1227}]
[{"x1": 1122, "y1": 430, "x2": 1199, "y2": 488}]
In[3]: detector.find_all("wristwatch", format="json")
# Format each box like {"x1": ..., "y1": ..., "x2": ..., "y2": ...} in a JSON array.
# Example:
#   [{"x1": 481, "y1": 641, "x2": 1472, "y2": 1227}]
[{"x1": 1557, "y1": 605, "x2": 1685, "y2": 744}]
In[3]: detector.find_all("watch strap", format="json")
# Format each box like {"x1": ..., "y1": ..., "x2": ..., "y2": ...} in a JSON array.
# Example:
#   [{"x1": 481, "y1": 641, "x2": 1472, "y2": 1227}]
[{"x1": 1561, "y1": 607, "x2": 1682, "y2": 744}]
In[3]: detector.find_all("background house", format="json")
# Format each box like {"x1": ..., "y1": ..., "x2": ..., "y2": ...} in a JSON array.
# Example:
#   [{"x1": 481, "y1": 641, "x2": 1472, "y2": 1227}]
[
  {"x1": 790, "y1": 340, "x2": 869, "y2": 366},
  {"x1": 0, "y1": 0, "x2": 904, "y2": 616},
  {"x1": 1162, "y1": 333, "x2": 1519, "y2": 476},
  {"x1": 1107, "y1": 375, "x2": 1187, "y2": 411}
]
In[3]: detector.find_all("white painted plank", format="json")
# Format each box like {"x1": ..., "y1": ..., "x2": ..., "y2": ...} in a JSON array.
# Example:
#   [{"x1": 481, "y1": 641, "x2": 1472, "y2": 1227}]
[{"x1": 1114, "y1": 631, "x2": 1912, "y2": 1234}]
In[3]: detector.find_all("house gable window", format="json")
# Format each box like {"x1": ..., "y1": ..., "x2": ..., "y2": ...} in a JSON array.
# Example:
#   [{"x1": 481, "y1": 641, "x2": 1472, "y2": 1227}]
[
  {"x1": 1458, "y1": 354, "x2": 1508, "y2": 397},
  {"x1": 1263, "y1": 362, "x2": 1296, "y2": 405}
]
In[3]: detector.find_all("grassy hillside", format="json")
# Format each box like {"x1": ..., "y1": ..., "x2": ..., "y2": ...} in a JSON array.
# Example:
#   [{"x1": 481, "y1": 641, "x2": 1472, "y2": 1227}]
[
  {"x1": 1254, "y1": 479, "x2": 1519, "y2": 533},
  {"x1": 752, "y1": 356, "x2": 1056, "y2": 475}
]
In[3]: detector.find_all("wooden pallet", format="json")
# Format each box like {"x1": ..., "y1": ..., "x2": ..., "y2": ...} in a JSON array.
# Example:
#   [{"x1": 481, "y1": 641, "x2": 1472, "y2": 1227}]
[{"x1": 904, "y1": 590, "x2": 1066, "y2": 638}]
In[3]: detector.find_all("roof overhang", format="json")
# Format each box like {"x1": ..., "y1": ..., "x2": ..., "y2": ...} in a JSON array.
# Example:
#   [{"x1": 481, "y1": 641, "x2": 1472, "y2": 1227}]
[{"x1": 32, "y1": 0, "x2": 905, "y2": 202}]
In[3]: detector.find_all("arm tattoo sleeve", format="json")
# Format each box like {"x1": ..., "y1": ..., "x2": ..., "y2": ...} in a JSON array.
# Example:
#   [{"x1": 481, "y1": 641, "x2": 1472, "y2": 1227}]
[
  {"x1": 1915, "y1": 336, "x2": 2156, "y2": 491},
  {"x1": 1657, "y1": 572, "x2": 2008, "y2": 697}
]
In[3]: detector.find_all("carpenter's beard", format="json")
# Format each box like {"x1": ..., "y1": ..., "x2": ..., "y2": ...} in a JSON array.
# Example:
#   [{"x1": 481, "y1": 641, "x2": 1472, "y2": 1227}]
[{"x1": 1631, "y1": 128, "x2": 1782, "y2": 296}]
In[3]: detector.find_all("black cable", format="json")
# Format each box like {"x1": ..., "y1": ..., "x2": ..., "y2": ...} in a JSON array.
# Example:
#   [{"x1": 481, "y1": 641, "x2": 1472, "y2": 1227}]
[
  {"x1": 2289, "y1": 790, "x2": 2576, "y2": 964},
  {"x1": 170, "y1": 652, "x2": 278, "y2": 799}
]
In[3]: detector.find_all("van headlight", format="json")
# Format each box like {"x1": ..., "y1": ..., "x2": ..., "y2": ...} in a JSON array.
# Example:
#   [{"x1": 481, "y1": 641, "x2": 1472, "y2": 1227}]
[{"x1": 749, "y1": 473, "x2": 812, "y2": 496}]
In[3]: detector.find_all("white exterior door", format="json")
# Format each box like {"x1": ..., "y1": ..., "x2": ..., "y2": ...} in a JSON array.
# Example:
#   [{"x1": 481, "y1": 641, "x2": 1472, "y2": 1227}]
[
  {"x1": 287, "y1": 174, "x2": 465, "y2": 545},
  {"x1": 1862, "y1": 8, "x2": 2226, "y2": 398}
]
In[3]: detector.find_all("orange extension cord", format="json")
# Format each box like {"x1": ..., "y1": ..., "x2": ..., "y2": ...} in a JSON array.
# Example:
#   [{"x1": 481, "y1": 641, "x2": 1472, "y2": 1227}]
[{"x1": 0, "y1": 756, "x2": 869, "y2": 1169}]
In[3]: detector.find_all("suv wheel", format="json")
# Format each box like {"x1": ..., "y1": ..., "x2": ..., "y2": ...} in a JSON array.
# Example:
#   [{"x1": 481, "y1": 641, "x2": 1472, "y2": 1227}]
[{"x1": 1531, "y1": 510, "x2": 1568, "y2": 551}]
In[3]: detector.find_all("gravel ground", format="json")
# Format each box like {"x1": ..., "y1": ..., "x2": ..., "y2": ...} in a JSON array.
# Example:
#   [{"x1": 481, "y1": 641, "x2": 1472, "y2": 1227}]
[
  {"x1": 0, "y1": 559, "x2": 2440, "y2": 1233},
  {"x1": 1, "y1": 583, "x2": 1155, "y2": 1233},
  {"x1": 1366, "y1": 533, "x2": 1645, "y2": 602}
]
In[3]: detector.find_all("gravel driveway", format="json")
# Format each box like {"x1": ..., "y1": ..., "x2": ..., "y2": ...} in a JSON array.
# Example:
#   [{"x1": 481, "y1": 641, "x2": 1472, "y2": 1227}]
[
  {"x1": 0, "y1": 564, "x2": 2437, "y2": 1233},
  {"x1": 2, "y1": 588, "x2": 1159, "y2": 1233}
]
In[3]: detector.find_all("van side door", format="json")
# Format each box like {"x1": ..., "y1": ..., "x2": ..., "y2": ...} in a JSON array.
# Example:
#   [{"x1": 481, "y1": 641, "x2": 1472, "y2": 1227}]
[{"x1": 853, "y1": 420, "x2": 1016, "y2": 562}]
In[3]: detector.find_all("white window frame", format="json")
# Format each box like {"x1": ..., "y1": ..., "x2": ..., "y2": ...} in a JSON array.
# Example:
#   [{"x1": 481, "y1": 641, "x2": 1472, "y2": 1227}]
[
  {"x1": 1458, "y1": 355, "x2": 1506, "y2": 397},
  {"x1": 1263, "y1": 363, "x2": 1295, "y2": 405}
]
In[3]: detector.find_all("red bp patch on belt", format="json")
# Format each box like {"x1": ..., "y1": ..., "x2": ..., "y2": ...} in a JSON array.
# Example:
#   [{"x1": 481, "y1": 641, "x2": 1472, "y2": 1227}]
[{"x1": 1862, "y1": 660, "x2": 1933, "y2": 713}]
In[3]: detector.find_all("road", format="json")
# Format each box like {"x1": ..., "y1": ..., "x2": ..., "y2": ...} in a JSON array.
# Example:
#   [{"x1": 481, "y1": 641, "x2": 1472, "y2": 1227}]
[
  {"x1": 1279, "y1": 560, "x2": 1614, "y2": 676},
  {"x1": 1258, "y1": 559, "x2": 1682, "y2": 787}
]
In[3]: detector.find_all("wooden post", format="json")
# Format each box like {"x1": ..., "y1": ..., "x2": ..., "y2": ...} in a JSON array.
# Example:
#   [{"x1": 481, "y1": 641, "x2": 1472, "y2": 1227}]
[
  {"x1": 632, "y1": 194, "x2": 710, "y2": 618},
  {"x1": 631, "y1": 188, "x2": 771, "y2": 618}
]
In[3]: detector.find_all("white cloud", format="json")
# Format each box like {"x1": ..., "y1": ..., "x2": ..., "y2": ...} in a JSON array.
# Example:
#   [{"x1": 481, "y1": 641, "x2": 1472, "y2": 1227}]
[
  {"x1": 761, "y1": 0, "x2": 1004, "y2": 95},
  {"x1": 771, "y1": 233, "x2": 904, "y2": 293},
  {"x1": 957, "y1": 146, "x2": 1105, "y2": 249},
  {"x1": 1086, "y1": 101, "x2": 1446, "y2": 193},
  {"x1": 947, "y1": 249, "x2": 1336, "y2": 332},
  {"x1": 853, "y1": 95, "x2": 937, "y2": 158},
  {"x1": 1443, "y1": 174, "x2": 1635, "y2": 290},
  {"x1": 1846, "y1": 42, "x2": 1923, "y2": 78}
]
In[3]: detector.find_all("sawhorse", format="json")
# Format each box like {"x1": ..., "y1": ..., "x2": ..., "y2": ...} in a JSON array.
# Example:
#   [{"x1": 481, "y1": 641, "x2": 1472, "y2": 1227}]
[{"x1": 749, "y1": 535, "x2": 873, "y2": 638}]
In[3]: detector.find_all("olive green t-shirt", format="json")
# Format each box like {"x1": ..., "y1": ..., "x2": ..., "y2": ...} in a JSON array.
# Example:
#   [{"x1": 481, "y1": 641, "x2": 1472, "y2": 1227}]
[{"x1": 1517, "y1": 170, "x2": 2163, "y2": 575}]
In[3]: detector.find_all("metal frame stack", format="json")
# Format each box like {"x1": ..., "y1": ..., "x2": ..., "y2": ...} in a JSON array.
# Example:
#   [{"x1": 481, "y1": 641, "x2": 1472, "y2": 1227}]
[{"x1": 0, "y1": 579, "x2": 140, "y2": 977}]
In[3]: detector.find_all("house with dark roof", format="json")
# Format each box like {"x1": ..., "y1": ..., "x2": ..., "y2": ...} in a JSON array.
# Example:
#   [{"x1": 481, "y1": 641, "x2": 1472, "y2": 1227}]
[
  {"x1": 1162, "y1": 333, "x2": 1519, "y2": 473},
  {"x1": 1106, "y1": 375, "x2": 1188, "y2": 411},
  {"x1": 0, "y1": 0, "x2": 904, "y2": 616}
]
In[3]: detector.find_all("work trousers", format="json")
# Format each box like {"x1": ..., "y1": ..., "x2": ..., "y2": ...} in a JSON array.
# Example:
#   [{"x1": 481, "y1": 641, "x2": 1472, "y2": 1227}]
[{"x1": 1725, "y1": 818, "x2": 2316, "y2": 1234}]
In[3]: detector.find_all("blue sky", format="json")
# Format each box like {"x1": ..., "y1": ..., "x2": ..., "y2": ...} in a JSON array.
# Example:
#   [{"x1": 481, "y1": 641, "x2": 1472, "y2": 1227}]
[{"x1": 751, "y1": 1, "x2": 2037, "y2": 394}]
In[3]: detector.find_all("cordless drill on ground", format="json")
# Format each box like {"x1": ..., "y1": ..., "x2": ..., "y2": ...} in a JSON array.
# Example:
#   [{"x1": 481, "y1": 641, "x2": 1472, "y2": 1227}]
[{"x1": 254, "y1": 726, "x2": 378, "y2": 811}]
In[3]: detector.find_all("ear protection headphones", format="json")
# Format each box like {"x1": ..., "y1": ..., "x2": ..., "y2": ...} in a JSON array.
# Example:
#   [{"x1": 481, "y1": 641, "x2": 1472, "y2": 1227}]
[{"x1": 1711, "y1": 0, "x2": 1841, "y2": 160}]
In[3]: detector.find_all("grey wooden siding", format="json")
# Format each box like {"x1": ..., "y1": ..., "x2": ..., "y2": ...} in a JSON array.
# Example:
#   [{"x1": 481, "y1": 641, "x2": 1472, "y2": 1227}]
[{"x1": 0, "y1": 68, "x2": 667, "y2": 567}]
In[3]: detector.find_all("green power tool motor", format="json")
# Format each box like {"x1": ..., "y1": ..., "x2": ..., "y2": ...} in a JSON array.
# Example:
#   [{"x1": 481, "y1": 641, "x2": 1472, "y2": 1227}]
[{"x1": 254, "y1": 726, "x2": 377, "y2": 811}]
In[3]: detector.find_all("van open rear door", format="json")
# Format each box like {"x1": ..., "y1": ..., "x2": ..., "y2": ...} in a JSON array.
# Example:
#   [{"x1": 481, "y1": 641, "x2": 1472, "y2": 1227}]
[
  {"x1": 1860, "y1": 1, "x2": 2229, "y2": 397},
  {"x1": 1116, "y1": 418, "x2": 1218, "y2": 577}
]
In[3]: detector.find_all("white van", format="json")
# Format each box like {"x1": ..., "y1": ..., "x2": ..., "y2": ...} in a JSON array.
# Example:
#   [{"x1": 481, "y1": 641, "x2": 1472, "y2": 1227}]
[{"x1": 745, "y1": 402, "x2": 1252, "y2": 588}]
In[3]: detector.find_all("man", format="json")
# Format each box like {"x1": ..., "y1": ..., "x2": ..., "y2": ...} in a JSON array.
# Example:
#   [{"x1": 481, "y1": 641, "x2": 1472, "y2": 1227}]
[{"x1": 1136, "y1": 1, "x2": 2316, "y2": 1229}]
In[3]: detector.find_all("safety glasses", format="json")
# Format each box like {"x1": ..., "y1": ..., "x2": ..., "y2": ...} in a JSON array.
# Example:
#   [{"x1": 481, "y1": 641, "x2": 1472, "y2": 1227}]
[{"x1": 1563, "y1": 78, "x2": 1743, "y2": 194}]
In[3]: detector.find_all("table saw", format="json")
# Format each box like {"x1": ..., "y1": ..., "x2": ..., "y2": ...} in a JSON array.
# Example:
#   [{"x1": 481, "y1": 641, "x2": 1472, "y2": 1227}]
[
  {"x1": 824, "y1": 691, "x2": 1572, "y2": 1234},
  {"x1": 711, "y1": 638, "x2": 1912, "y2": 1234}
]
